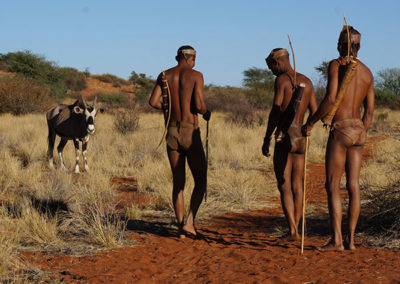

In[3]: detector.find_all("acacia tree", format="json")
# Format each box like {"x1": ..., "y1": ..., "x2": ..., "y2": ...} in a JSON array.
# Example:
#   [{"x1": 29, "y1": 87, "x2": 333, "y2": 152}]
[
  {"x1": 242, "y1": 67, "x2": 274, "y2": 107},
  {"x1": 314, "y1": 61, "x2": 330, "y2": 82},
  {"x1": 375, "y1": 68, "x2": 400, "y2": 95},
  {"x1": 374, "y1": 68, "x2": 400, "y2": 106}
]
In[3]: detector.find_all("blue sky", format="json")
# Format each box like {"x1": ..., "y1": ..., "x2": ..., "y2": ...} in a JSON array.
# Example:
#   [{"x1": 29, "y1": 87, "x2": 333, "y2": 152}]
[{"x1": 1, "y1": 0, "x2": 399, "y2": 86}]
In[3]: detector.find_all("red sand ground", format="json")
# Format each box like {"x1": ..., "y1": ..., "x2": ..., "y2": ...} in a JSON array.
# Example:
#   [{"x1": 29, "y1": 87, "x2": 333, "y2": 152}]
[{"x1": 20, "y1": 137, "x2": 400, "y2": 283}]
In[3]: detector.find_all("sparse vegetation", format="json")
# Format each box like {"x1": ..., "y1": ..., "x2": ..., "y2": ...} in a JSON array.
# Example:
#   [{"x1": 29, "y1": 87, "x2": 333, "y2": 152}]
[
  {"x1": 0, "y1": 50, "x2": 87, "y2": 101},
  {"x1": 92, "y1": 73, "x2": 130, "y2": 87},
  {"x1": 0, "y1": 110, "x2": 279, "y2": 279},
  {"x1": 97, "y1": 92, "x2": 129, "y2": 108},
  {"x1": 0, "y1": 75, "x2": 53, "y2": 115},
  {"x1": 242, "y1": 67, "x2": 274, "y2": 107},
  {"x1": 114, "y1": 105, "x2": 140, "y2": 134},
  {"x1": 129, "y1": 71, "x2": 155, "y2": 103}
]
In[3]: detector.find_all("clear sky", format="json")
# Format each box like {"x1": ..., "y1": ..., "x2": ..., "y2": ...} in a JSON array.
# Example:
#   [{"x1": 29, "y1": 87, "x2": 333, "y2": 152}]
[{"x1": 1, "y1": 0, "x2": 399, "y2": 86}]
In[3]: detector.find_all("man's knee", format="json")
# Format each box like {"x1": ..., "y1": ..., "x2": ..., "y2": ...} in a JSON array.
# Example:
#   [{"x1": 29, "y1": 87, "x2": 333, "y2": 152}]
[{"x1": 346, "y1": 181, "x2": 360, "y2": 195}]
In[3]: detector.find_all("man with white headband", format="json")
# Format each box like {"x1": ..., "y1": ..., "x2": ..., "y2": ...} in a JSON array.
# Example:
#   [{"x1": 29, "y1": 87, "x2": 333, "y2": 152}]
[
  {"x1": 302, "y1": 26, "x2": 375, "y2": 251},
  {"x1": 149, "y1": 45, "x2": 211, "y2": 239},
  {"x1": 263, "y1": 47, "x2": 317, "y2": 241}
]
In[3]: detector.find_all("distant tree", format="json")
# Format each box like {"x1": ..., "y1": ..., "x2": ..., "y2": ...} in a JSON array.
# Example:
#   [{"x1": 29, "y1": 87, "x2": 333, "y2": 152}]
[
  {"x1": 243, "y1": 67, "x2": 274, "y2": 91},
  {"x1": 129, "y1": 71, "x2": 155, "y2": 103},
  {"x1": 313, "y1": 61, "x2": 330, "y2": 103},
  {"x1": 314, "y1": 61, "x2": 330, "y2": 81},
  {"x1": 375, "y1": 68, "x2": 400, "y2": 95},
  {"x1": 242, "y1": 67, "x2": 274, "y2": 107},
  {"x1": 374, "y1": 68, "x2": 400, "y2": 107}
]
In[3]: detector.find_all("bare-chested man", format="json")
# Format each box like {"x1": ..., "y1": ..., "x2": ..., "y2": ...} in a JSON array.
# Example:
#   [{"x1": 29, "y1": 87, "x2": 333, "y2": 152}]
[
  {"x1": 149, "y1": 45, "x2": 210, "y2": 239},
  {"x1": 262, "y1": 48, "x2": 317, "y2": 240},
  {"x1": 302, "y1": 26, "x2": 374, "y2": 251}
]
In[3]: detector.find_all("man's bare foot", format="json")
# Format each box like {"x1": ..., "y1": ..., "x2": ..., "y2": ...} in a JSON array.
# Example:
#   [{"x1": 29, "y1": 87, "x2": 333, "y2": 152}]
[
  {"x1": 344, "y1": 236, "x2": 356, "y2": 250},
  {"x1": 182, "y1": 223, "x2": 197, "y2": 236},
  {"x1": 318, "y1": 242, "x2": 344, "y2": 252},
  {"x1": 178, "y1": 233, "x2": 186, "y2": 240},
  {"x1": 279, "y1": 233, "x2": 300, "y2": 242}
]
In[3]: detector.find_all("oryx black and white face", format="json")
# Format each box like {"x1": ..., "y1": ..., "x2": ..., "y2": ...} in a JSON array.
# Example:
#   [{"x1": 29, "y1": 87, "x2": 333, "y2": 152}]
[
  {"x1": 72, "y1": 96, "x2": 104, "y2": 135},
  {"x1": 84, "y1": 106, "x2": 97, "y2": 134}
]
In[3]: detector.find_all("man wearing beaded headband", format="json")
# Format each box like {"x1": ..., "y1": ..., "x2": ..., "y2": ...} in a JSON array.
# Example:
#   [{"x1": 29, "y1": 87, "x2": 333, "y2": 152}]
[
  {"x1": 302, "y1": 26, "x2": 375, "y2": 251},
  {"x1": 149, "y1": 45, "x2": 211, "y2": 239},
  {"x1": 262, "y1": 48, "x2": 317, "y2": 241}
]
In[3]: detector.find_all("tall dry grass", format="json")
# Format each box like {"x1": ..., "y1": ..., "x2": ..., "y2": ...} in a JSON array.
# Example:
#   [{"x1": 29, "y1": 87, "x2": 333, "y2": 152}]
[
  {"x1": 0, "y1": 109, "x2": 281, "y2": 278},
  {"x1": 1, "y1": 104, "x2": 399, "y2": 278}
]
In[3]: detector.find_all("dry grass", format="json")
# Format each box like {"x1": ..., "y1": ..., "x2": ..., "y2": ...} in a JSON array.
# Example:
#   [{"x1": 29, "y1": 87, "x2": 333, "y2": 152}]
[
  {"x1": 0, "y1": 109, "x2": 279, "y2": 278},
  {"x1": 0, "y1": 105, "x2": 400, "y2": 279}
]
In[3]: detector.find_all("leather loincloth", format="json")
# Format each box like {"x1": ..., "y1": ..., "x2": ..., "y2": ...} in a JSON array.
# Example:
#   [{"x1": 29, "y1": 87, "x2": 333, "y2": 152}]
[
  {"x1": 166, "y1": 121, "x2": 203, "y2": 153},
  {"x1": 275, "y1": 123, "x2": 307, "y2": 154},
  {"x1": 331, "y1": 118, "x2": 366, "y2": 146},
  {"x1": 287, "y1": 123, "x2": 307, "y2": 154}
]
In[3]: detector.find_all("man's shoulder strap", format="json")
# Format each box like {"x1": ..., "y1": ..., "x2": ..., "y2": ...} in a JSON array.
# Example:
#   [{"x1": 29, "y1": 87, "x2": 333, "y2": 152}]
[{"x1": 283, "y1": 72, "x2": 295, "y2": 89}]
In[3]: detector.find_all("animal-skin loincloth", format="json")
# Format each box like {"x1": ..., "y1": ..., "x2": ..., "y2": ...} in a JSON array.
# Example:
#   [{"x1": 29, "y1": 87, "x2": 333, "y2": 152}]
[
  {"x1": 331, "y1": 118, "x2": 366, "y2": 146},
  {"x1": 275, "y1": 123, "x2": 306, "y2": 154},
  {"x1": 287, "y1": 123, "x2": 307, "y2": 154},
  {"x1": 166, "y1": 121, "x2": 203, "y2": 153}
]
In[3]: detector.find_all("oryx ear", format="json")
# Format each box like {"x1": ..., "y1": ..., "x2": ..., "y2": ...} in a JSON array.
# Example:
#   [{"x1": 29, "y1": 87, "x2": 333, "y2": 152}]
[
  {"x1": 99, "y1": 108, "x2": 105, "y2": 114},
  {"x1": 73, "y1": 106, "x2": 84, "y2": 114}
]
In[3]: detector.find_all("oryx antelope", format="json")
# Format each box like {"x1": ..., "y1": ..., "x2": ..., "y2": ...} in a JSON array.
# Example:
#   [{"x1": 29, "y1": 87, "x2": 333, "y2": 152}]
[{"x1": 46, "y1": 95, "x2": 104, "y2": 173}]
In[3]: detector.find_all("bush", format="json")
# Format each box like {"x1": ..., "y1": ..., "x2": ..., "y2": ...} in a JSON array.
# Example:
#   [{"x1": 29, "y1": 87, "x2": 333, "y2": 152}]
[
  {"x1": 227, "y1": 102, "x2": 266, "y2": 128},
  {"x1": 0, "y1": 51, "x2": 56, "y2": 83},
  {"x1": 114, "y1": 106, "x2": 140, "y2": 134},
  {"x1": 97, "y1": 92, "x2": 129, "y2": 108},
  {"x1": 129, "y1": 71, "x2": 155, "y2": 103},
  {"x1": 375, "y1": 89, "x2": 400, "y2": 108},
  {"x1": 0, "y1": 75, "x2": 54, "y2": 115},
  {"x1": 56, "y1": 67, "x2": 87, "y2": 92},
  {"x1": 0, "y1": 51, "x2": 88, "y2": 102},
  {"x1": 205, "y1": 86, "x2": 266, "y2": 127}
]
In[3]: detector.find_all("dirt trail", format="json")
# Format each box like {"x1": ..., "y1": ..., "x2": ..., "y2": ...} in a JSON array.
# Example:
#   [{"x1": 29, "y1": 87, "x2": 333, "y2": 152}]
[{"x1": 21, "y1": 137, "x2": 400, "y2": 283}]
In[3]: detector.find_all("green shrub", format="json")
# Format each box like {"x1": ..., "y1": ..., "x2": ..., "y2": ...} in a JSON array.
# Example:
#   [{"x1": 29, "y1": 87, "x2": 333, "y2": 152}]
[
  {"x1": 0, "y1": 51, "x2": 88, "y2": 102},
  {"x1": 97, "y1": 92, "x2": 129, "y2": 108},
  {"x1": 56, "y1": 67, "x2": 87, "y2": 92},
  {"x1": 128, "y1": 71, "x2": 155, "y2": 103},
  {"x1": 0, "y1": 51, "x2": 56, "y2": 84},
  {"x1": 375, "y1": 89, "x2": 400, "y2": 108},
  {"x1": 0, "y1": 75, "x2": 54, "y2": 115},
  {"x1": 205, "y1": 86, "x2": 266, "y2": 127},
  {"x1": 242, "y1": 67, "x2": 274, "y2": 107}
]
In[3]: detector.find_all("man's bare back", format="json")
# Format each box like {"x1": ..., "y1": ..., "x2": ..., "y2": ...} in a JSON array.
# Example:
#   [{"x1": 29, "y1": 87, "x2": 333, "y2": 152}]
[
  {"x1": 302, "y1": 26, "x2": 374, "y2": 251},
  {"x1": 331, "y1": 58, "x2": 374, "y2": 122},
  {"x1": 149, "y1": 46, "x2": 210, "y2": 239},
  {"x1": 161, "y1": 66, "x2": 205, "y2": 125}
]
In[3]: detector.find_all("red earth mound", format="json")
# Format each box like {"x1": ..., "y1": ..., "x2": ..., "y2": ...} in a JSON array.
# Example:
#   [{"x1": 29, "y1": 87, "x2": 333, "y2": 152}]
[{"x1": 79, "y1": 77, "x2": 136, "y2": 100}]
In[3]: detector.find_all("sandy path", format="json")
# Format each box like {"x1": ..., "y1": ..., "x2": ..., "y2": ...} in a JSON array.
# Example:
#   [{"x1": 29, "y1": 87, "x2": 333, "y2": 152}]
[{"x1": 21, "y1": 137, "x2": 400, "y2": 283}]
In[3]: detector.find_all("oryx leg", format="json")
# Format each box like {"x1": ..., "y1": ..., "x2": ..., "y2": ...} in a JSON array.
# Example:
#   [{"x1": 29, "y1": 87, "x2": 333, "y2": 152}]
[
  {"x1": 82, "y1": 138, "x2": 89, "y2": 172},
  {"x1": 57, "y1": 139, "x2": 68, "y2": 171},
  {"x1": 47, "y1": 123, "x2": 56, "y2": 168},
  {"x1": 73, "y1": 139, "x2": 81, "y2": 174}
]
